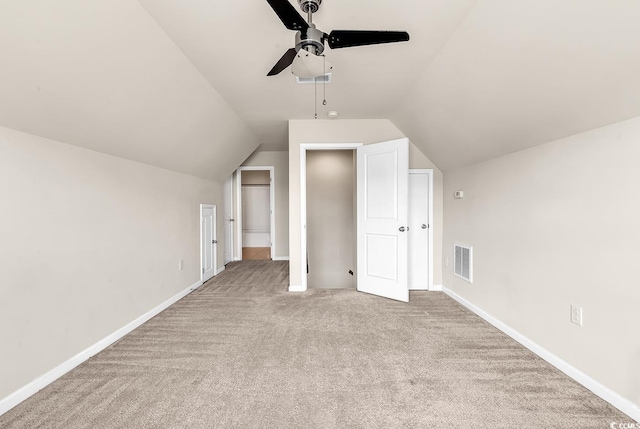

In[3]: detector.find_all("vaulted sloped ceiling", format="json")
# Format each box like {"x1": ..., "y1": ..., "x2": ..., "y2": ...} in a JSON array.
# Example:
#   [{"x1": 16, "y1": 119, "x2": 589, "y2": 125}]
[
  {"x1": 138, "y1": 0, "x2": 640, "y2": 171},
  {"x1": 392, "y1": 0, "x2": 640, "y2": 170},
  {"x1": 2, "y1": 1, "x2": 640, "y2": 177},
  {"x1": 0, "y1": 0, "x2": 259, "y2": 182}
]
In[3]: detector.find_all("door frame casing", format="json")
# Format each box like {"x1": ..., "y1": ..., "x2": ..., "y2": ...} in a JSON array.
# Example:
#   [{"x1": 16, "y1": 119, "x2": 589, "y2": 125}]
[
  {"x1": 200, "y1": 203, "x2": 217, "y2": 282},
  {"x1": 223, "y1": 176, "x2": 234, "y2": 265},
  {"x1": 297, "y1": 143, "x2": 363, "y2": 292},
  {"x1": 408, "y1": 169, "x2": 434, "y2": 291},
  {"x1": 235, "y1": 166, "x2": 276, "y2": 261}
]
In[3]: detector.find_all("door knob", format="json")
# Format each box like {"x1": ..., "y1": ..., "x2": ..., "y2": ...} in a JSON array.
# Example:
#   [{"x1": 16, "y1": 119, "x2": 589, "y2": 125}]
[
  {"x1": 399, "y1": 227, "x2": 406, "y2": 232},
  {"x1": 421, "y1": 224, "x2": 427, "y2": 229}
]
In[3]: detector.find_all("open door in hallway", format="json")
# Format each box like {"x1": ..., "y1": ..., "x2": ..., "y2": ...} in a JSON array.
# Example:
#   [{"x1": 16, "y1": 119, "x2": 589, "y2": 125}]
[
  {"x1": 356, "y1": 138, "x2": 409, "y2": 302},
  {"x1": 201, "y1": 204, "x2": 216, "y2": 282},
  {"x1": 223, "y1": 176, "x2": 234, "y2": 265}
]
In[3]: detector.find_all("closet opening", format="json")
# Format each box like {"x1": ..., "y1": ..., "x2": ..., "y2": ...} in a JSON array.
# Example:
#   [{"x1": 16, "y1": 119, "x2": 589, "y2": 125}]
[{"x1": 299, "y1": 143, "x2": 362, "y2": 291}]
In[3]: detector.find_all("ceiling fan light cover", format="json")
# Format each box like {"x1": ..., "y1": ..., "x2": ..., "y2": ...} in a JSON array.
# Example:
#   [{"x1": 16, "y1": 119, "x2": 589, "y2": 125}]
[{"x1": 291, "y1": 51, "x2": 333, "y2": 78}]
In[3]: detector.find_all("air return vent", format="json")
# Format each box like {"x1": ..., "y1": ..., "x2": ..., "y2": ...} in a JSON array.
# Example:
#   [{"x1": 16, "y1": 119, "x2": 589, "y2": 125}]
[
  {"x1": 296, "y1": 73, "x2": 332, "y2": 84},
  {"x1": 454, "y1": 243, "x2": 473, "y2": 283}
]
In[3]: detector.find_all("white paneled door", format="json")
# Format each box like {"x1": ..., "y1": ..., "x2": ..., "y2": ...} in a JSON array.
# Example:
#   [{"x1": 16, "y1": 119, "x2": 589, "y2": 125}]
[
  {"x1": 201, "y1": 204, "x2": 216, "y2": 282},
  {"x1": 356, "y1": 138, "x2": 409, "y2": 302},
  {"x1": 408, "y1": 170, "x2": 431, "y2": 290}
]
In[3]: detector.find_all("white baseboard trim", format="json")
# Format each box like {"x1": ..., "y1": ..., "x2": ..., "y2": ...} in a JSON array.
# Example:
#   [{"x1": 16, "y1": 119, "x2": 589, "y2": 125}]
[
  {"x1": 215, "y1": 266, "x2": 225, "y2": 276},
  {"x1": 288, "y1": 284, "x2": 306, "y2": 292},
  {"x1": 430, "y1": 284, "x2": 443, "y2": 291},
  {"x1": 442, "y1": 286, "x2": 640, "y2": 422},
  {"x1": 0, "y1": 279, "x2": 202, "y2": 417},
  {"x1": 272, "y1": 256, "x2": 290, "y2": 261},
  {"x1": 233, "y1": 257, "x2": 242, "y2": 261}
]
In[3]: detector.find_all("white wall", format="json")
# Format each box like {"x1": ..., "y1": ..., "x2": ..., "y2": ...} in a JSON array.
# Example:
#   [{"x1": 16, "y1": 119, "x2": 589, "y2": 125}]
[
  {"x1": 443, "y1": 116, "x2": 640, "y2": 410},
  {"x1": 0, "y1": 126, "x2": 224, "y2": 402},
  {"x1": 289, "y1": 119, "x2": 444, "y2": 289},
  {"x1": 240, "y1": 151, "x2": 289, "y2": 259}
]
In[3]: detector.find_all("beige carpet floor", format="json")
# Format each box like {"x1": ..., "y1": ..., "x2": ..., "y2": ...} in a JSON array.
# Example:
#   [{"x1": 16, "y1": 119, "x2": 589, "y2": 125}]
[{"x1": 0, "y1": 261, "x2": 633, "y2": 428}]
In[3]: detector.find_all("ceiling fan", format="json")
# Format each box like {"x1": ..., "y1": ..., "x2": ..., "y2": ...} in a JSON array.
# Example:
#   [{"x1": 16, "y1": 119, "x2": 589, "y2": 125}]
[{"x1": 266, "y1": 0, "x2": 410, "y2": 77}]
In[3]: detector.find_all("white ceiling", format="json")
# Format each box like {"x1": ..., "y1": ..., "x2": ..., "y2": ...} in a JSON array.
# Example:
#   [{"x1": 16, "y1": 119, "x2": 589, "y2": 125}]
[{"x1": 2, "y1": 0, "x2": 640, "y2": 176}]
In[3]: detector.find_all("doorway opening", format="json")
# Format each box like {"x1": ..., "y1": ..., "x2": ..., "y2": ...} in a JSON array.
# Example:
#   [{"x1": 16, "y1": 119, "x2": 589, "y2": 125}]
[
  {"x1": 223, "y1": 176, "x2": 234, "y2": 265},
  {"x1": 300, "y1": 143, "x2": 362, "y2": 291},
  {"x1": 306, "y1": 149, "x2": 357, "y2": 289},
  {"x1": 236, "y1": 166, "x2": 275, "y2": 261}
]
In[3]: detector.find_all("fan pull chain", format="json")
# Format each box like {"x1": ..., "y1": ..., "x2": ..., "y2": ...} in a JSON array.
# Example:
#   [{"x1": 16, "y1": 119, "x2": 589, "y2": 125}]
[
  {"x1": 314, "y1": 79, "x2": 318, "y2": 119},
  {"x1": 322, "y1": 55, "x2": 327, "y2": 106}
]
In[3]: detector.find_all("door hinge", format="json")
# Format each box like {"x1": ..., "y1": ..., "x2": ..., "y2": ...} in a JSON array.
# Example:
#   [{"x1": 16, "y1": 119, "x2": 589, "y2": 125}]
[
  {"x1": 202, "y1": 268, "x2": 204, "y2": 274},
  {"x1": 212, "y1": 239, "x2": 217, "y2": 244}
]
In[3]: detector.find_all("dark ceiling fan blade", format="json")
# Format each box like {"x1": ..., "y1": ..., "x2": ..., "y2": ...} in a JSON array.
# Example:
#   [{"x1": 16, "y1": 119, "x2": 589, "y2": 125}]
[
  {"x1": 267, "y1": 48, "x2": 298, "y2": 76},
  {"x1": 266, "y1": 0, "x2": 309, "y2": 31},
  {"x1": 327, "y1": 30, "x2": 410, "y2": 49}
]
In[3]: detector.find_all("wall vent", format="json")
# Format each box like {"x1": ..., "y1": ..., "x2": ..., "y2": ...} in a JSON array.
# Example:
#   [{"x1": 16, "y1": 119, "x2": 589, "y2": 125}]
[
  {"x1": 454, "y1": 243, "x2": 473, "y2": 283},
  {"x1": 296, "y1": 73, "x2": 332, "y2": 84}
]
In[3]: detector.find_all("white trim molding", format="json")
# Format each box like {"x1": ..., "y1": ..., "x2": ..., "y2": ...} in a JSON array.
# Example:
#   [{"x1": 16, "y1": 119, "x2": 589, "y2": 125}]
[
  {"x1": 0, "y1": 279, "x2": 203, "y2": 417},
  {"x1": 288, "y1": 284, "x2": 307, "y2": 292},
  {"x1": 430, "y1": 284, "x2": 443, "y2": 291},
  {"x1": 190, "y1": 279, "x2": 205, "y2": 292},
  {"x1": 215, "y1": 266, "x2": 225, "y2": 276},
  {"x1": 273, "y1": 256, "x2": 290, "y2": 261},
  {"x1": 442, "y1": 286, "x2": 640, "y2": 422}
]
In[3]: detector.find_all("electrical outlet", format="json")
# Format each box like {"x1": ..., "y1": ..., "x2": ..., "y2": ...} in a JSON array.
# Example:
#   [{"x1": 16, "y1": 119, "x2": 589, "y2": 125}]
[
  {"x1": 178, "y1": 260, "x2": 184, "y2": 271},
  {"x1": 570, "y1": 304, "x2": 583, "y2": 326}
]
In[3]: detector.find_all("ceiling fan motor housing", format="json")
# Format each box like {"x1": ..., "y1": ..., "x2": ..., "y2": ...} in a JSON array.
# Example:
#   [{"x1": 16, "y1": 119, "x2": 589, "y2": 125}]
[
  {"x1": 295, "y1": 25, "x2": 326, "y2": 55},
  {"x1": 298, "y1": 0, "x2": 321, "y2": 14},
  {"x1": 265, "y1": 0, "x2": 410, "y2": 76}
]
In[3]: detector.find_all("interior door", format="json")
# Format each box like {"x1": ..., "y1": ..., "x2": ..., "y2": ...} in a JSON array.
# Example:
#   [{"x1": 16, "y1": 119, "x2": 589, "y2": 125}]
[
  {"x1": 223, "y1": 176, "x2": 233, "y2": 265},
  {"x1": 201, "y1": 205, "x2": 216, "y2": 282},
  {"x1": 408, "y1": 171, "x2": 430, "y2": 290},
  {"x1": 356, "y1": 138, "x2": 409, "y2": 302}
]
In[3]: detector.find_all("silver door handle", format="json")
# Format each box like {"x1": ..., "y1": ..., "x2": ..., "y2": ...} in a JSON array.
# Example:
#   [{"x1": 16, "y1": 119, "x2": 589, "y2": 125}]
[
  {"x1": 399, "y1": 227, "x2": 406, "y2": 232},
  {"x1": 421, "y1": 224, "x2": 427, "y2": 229}
]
